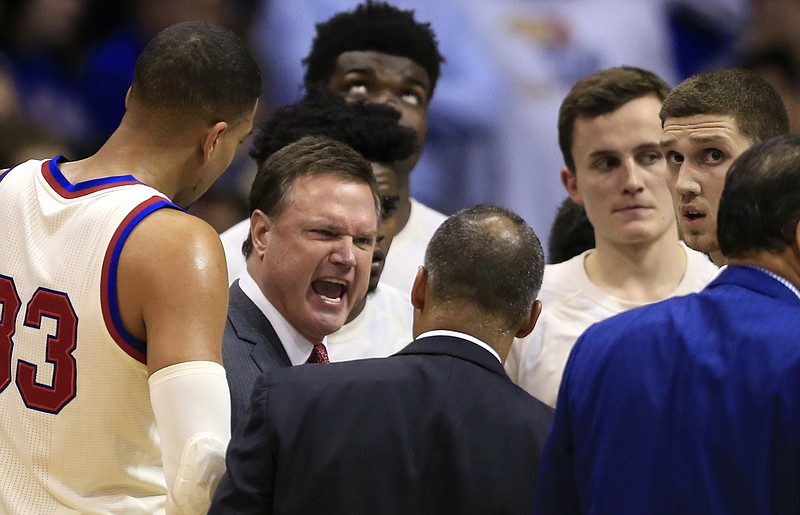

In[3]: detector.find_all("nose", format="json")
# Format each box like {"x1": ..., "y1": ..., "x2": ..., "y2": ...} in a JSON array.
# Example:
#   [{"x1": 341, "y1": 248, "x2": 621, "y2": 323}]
[
  {"x1": 372, "y1": 90, "x2": 402, "y2": 112},
  {"x1": 672, "y1": 163, "x2": 701, "y2": 199},
  {"x1": 330, "y1": 238, "x2": 357, "y2": 267},
  {"x1": 621, "y1": 159, "x2": 645, "y2": 194}
]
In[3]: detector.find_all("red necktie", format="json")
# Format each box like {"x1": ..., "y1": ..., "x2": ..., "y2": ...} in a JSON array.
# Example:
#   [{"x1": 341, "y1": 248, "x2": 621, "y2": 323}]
[{"x1": 307, "y1": 343, "x2": 329, "y2": 364}]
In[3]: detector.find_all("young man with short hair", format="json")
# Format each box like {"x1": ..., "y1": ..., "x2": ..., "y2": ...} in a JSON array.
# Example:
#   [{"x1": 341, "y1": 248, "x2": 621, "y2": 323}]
[
  {"x1": 506, "y1": 66, "x2": 718, "y2": 407},
  {"x1": 659, "y1": 67, "x2": 790, "y2": 266},
  {"x1": 535, "y1": 132, "x2": 800, "y2": 514}
]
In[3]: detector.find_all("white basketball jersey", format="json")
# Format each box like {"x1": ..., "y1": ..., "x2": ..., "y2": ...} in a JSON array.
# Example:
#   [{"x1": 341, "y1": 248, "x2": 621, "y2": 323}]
[{"x1": 0, "y1": 158, "x2": 176, "y2": 513}]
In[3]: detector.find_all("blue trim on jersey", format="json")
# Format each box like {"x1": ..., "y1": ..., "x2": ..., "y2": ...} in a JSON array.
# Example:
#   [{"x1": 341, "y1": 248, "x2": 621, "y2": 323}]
[
  {"x1": 47, "y1": 155, "x2": 141, "y2": 192},
  {"x1": 106, "y1": 199, "x2": 178, "y2": 357}
]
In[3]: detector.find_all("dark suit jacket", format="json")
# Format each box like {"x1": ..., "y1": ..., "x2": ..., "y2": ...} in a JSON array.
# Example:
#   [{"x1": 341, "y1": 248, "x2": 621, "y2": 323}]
[
  {"x1": 210, "y1": 335, "x2": 554, "y2": 515},
  {"x1": 222, "y1": 280, "x2": 291, "y2": 430}
]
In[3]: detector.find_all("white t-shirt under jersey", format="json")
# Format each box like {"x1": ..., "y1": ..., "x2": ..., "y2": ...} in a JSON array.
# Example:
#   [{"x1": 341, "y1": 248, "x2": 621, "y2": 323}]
[
  {"x1": 326, "y1": 283, "x2": 414, "y2": 362},
  {"x1": 379, "y1": 198, "x2": 447, "y2": 294},
  {"x1": 505, "y1": 243, "x2": 719, "y2": 407},
  {"x1": 219, "y1": 218, "x2": 249, "y2": 284}
]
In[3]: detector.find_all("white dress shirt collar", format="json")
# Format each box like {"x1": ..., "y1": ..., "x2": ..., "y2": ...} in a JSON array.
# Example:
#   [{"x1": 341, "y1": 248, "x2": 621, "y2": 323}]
[
  {"x1": 238, "y1": 270, "x2": 326, "y2": 365},
  {"x1": 416, "y1": 329, "x2": 501, "y2": 363}
]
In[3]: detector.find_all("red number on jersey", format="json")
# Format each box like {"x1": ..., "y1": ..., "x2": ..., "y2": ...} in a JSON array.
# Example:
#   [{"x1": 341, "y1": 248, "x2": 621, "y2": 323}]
[
  {"x1": 0, "y1": 276, "x2": 78, "y2": 413},
  {"x1": 0, "y1": 276, "x2": 21, "y2": 393}
]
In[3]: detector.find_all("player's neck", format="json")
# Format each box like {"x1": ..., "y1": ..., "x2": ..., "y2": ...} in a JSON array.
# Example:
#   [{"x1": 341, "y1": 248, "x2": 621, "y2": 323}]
[
  {"x1": 585, "y1": 232, "x2": 688, "y2": 303},
  {"x1": 71, "y1": 129, "x2": 192, "y2": 200}
]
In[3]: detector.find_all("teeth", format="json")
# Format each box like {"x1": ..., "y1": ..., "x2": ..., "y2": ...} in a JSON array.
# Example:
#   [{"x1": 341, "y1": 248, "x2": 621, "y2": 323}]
[{"x1": 312, "y1": 278, "x2": 348, "y2": 302}]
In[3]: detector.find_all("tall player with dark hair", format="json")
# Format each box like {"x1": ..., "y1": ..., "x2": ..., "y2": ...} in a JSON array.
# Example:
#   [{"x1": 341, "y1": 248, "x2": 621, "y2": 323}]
[{"x1": 0, "y1": 22, "x2": 260, "y2": 514}]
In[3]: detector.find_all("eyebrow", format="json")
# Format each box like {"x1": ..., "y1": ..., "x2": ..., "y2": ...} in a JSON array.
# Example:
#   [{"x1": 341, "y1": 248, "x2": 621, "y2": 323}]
[
  {"x1": 311, "y1": 219, "x2": 378, "y2": 238},
  {"x1": 343, "y1": 66, "x2": 372, "y2": 76},
  {"x1": 405, "y1": 77, "x2": 429, "y2": 91},
  {"x1": 587, "y1": 142, "x2": 659, "y2": 159},
  {"x1": 343, "y1": 67, "x2": 429, "y2": 92},
  {"x1": 660, "y1": 134, "x2": 732, "y2": 149}
]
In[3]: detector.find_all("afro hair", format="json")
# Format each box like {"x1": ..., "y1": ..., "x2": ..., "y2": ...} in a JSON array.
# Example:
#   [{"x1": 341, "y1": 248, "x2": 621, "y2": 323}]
[
  {"x1": 303, "y1": 1, "x2": 444, "y2": 98},
  {"x1": 249, "y1": 86, "x2": 418, "y2": 167}
]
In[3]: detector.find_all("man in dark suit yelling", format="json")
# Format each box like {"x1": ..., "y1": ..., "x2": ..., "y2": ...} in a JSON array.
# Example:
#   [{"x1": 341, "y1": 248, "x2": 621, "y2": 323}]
[{"x1": 210, "y1": 204, "x2": 554, "y2": 515}]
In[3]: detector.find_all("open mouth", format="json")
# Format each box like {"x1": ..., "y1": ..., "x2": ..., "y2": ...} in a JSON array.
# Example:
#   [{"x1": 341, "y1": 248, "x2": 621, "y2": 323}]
[{"x1": 311, "y1": 278, "x2": 348, "y2": 303}]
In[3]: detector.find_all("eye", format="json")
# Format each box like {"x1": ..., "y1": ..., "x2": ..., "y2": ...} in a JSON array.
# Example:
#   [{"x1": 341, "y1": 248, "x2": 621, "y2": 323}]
[
  {"x1": 311, "y1": 229, "x2": 336, "y2": 239},
  {"x1": 346, "y1": 83, "x2": 368, "y2": 98},
  {"x1": 380, "y1": 196, "x2": 399, "y2": 220},
  {"x1": 638, "y1": 150, "x2": 663, "y2": 166},
  {"x1": 401, "y1": 91, "x2": 421, "y2": 106},
  {"x1": 665, "y1": 151, "x2": 684, "y2": 165},
  {"x1": 354, "y1": 236, "x2": 375, "y2": 249},
  {"x1": 593, "y1": 157, "x2": 619, "y2": 172},
  {"x1": 702, "y1": 149, "x2": 725, "y2": 163}
]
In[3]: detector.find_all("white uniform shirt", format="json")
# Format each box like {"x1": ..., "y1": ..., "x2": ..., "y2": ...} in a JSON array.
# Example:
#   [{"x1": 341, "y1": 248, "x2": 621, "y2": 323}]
[
  {"x1": 379, "y1": 198, "x2": 447, "y2": 294},
  {"x1": 326, "y1": 283, "x2": 414, "y2": 362},
  {"x1": 0, "y1": 158, "x2": 173, "y2": 513},
  {"x1": 506, "y1": 243, "x2": 719, "y2": 407}
]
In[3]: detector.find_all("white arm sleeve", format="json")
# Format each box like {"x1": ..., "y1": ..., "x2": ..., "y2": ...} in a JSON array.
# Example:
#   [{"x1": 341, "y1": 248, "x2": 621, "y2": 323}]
[{"x1": 149, "y1": 360, "x2": 231, "y2": 515}]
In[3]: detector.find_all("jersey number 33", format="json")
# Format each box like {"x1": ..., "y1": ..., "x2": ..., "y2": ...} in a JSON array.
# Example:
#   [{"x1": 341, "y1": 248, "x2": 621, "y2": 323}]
[{"x1": 0, "y1": 274, "x2": 78, "y2": 414}]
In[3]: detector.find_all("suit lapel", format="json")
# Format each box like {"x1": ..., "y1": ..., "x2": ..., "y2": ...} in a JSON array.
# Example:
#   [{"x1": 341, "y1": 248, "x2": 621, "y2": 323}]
[{"x1": 228, "y1": 281, "x2": 291, "y2": 371}]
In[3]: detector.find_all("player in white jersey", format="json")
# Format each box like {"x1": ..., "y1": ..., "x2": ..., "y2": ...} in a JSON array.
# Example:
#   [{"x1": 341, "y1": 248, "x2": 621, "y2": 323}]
[
  {"x1": 0, "y1": 22, "x2": 260, "y2": 514},
  {"x1": 506, "y1": 67, "x2": 720, "y2": 406}
]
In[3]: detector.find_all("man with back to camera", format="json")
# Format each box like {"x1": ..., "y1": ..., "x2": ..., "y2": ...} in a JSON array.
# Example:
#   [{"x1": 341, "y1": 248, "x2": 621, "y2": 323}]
[
  {"x1": 0, "y1": 21, "x2": 260, "y2": 514},
  {"x1": 505, "y1": 66, "x2": 718, "y2": 407},
  {"x1": 221, "y1": 1, "x2": 447, "y2": 294},
  {"x1": 659, "y1": 67, "x2": 790, "y2": 266},
  {"x1": 222, "y1": 135, "x2": 381, "y2": 429},
  {"x1": 535, "y1": 133, "x2": 800, "y2": 514},
  {"x1": 210, "y1": 204, "x2": 554, "y2": 515}
]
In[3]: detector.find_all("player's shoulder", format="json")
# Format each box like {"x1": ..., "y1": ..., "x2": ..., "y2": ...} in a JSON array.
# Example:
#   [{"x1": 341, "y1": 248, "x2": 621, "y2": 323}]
[
  {"x1": 121, "y1": 209, "x2": 225, "y2": 276},
  {"x1": 582, "y1": 289, "x2": 691, "y2": 345},
  {"x1": 409, "y1": 198, "x2": 447, "y2": 229},
  {"x1": 538, "y1": 253, "x2": 586, "y2": 303},
  {"x1": 372, "y1": 283, "x2": 413, "y2": 311},
  {"x1": 135, "y1": 208, "x2": 220, "y2": 243}
]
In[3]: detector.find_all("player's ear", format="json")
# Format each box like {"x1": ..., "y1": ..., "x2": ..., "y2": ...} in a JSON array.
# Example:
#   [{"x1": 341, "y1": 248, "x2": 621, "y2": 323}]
[
  {"x1": 202, "y1": 121, "x2": 229, "y2": 162},
  {"x1": 515, "y1": 300, "x2": 542, "y2": 339},
  {"x1": 561, "y1": 167, "x2": 583, "y2": 205}
]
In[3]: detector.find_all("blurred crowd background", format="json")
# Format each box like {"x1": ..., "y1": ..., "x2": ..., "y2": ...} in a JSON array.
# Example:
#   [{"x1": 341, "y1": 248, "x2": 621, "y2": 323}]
[{"x1": 2, "y1": 0, "x2": 798, "y2": 246}]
